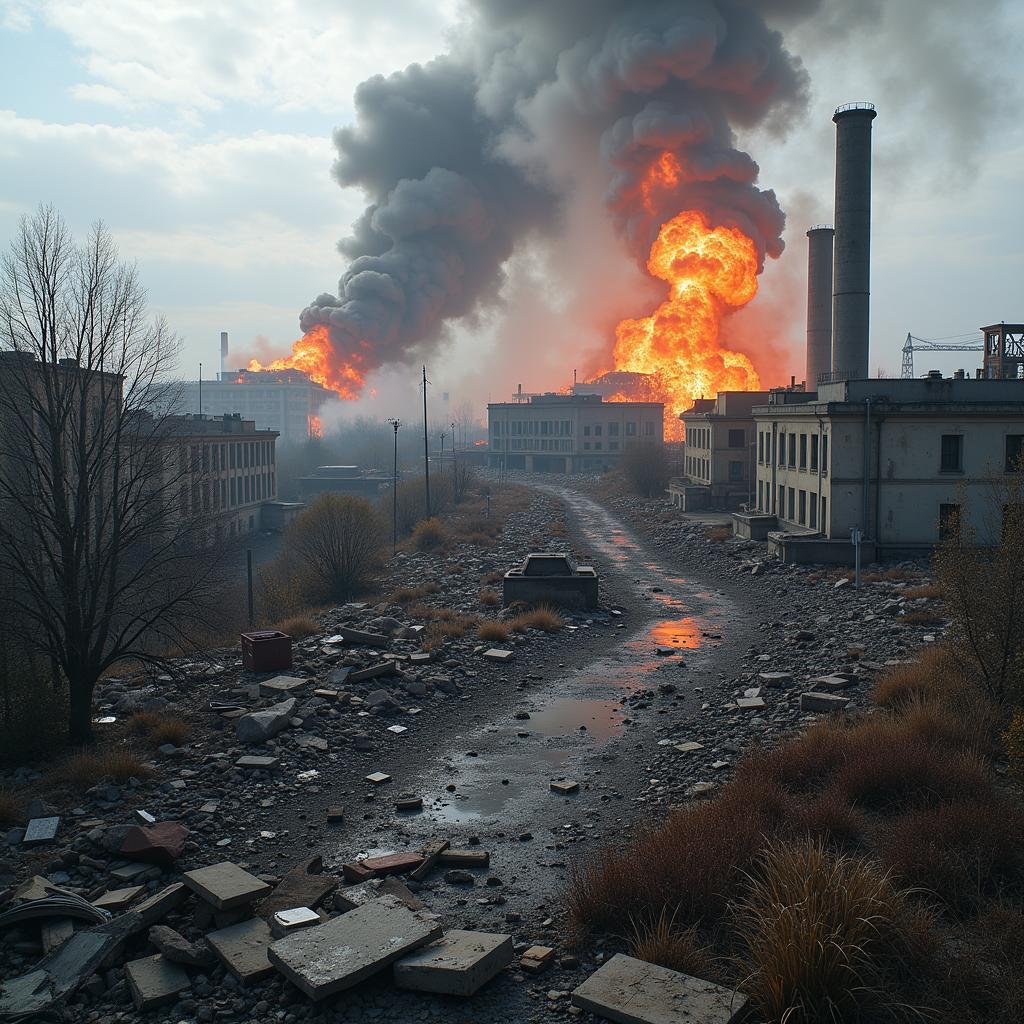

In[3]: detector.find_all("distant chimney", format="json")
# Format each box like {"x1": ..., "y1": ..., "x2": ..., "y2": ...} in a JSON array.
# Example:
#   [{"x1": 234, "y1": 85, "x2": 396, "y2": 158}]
[
  {"x1": 831, "y1": 103, "x2": 877, "y2": 381},
  {"x1": 220, "y1": 332, "x2": 228, "y2": 379},
  {"x1": 805, "y1": 225, "x2": 834, "y2": 387}
]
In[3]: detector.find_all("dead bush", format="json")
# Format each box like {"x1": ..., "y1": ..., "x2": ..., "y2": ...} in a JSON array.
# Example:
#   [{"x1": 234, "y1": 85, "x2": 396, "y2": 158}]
[
  {"x1": 788, "y1": 789, "x2": 866, "y2": 849},
  {"x1": 127, "y1": 712, "x2": 191, "y2": 747},
  {"x1": 411, "y1": 517, "x2": 448, "y2": 551},
  {"x1": 510, "y1": 605, "x2": 563, "y2": 633},
  {"x1": 753, "y1": 719, "x2": 851, "y2": 794},
  {"x1": 628, "y1": 910, "x2": 717, "y2": 981},
  {"x1": 872, "y1": 646, "x2": 963, "y2": 710},
  {"x1": 736, "y1": 839, "x2": 917, "y2": 1024},
  {"x1": 388, "y1": 582, "x2": 440, "y2": 605},
  {"x1": 271, "y1": 615, "x2": 320, "y2": 640},
  {"x1": 879, "y1": 798, "x2": 1024, "y2": 911},
  {"x1": 900, "y1": 609, "x2": 946, "y2": 626},
  {"x1": 477, "y1": 620, "x2": 510, "y2": 642},
  {"x1": 903, "y1": 584, "x2": 943, "y2": 600},
  {"x1": 53, "y1": 747, "x2": 151, "y2": 789},
  {"x1": 478, "y1": 589, "x2": 500, "y2": 607}
]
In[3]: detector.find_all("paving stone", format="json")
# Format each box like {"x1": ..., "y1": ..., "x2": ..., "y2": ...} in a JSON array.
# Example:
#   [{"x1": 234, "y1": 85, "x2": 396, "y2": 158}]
[
  {"x1": 350, "y1": 662, "x2": 398, "y2": 683},
  {"x1": 256, "y1": 858, "x2": 338, "y2": 920},
  {"x1": 735, "y1": 696, "x2": 766, "y2": 710},
  {"x1": 365, "y1": 772, "x2": 391, "y2": 785},
  {"x1": 550, "y1": 780, "x2": 580, "y2": 794},
  {"x1": 394, "y1": 930, "x2": 513, "y2": 996},
  {"x1": 108, "y1": 862, "x2": 150, "y2": 883},
  {"x1": 800, "y1": 691, "x2": 851, "y2": 713},
  {"x1": 92, "y1": 885, "x2": 145, "y2": 913},
  {"x1": 482, "y1": 648, "x2": 513, "y2": 661},
  {"x1": 268, "y1": 894, "x2": 442, "y2": 1000},
  {"x1": 270, "y1": 907, "x2": 321, "y2": 938},
  {"x1": 258, "y1": 676, "x2": 307, "y2": 698},
  {"x1": 520, "y1": 945, "x2": 555, "y2": 973},
  {"x1": 360, "y1": 852, "x2": 424, "y2": 876},
  {"x1": 438, "y1": 849, "x2": 489, "y2": 868},
  {"x1": 184, "y1": 862, "x2": 272, "y2": 910},
  {"x1": 674, "y1": 742, "x2": 704, "y2": 753},
  {"x1": 22, "y1": 816, "x2": 60, "y2": 845},
  {"x1": 571, "y1": 953, "x2": 747, "y2": 1024},
  {"x1": 235, "y1": 755, "x2": 280, "y2": 770},
  {"x1": 207, "y1": 917, "x2": 275, "y2": 983},
  {"x1": 125, "y1": 954, "x2": 190, "y2": 1010}
]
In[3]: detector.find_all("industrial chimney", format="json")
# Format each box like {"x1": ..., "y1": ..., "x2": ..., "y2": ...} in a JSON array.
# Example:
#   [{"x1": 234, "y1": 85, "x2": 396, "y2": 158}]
[
  {"x1": 831, "y1": 102, "x2": 877, "y2": 380},
  {"x1": 805, "y1": 225, "x2": 834, "y2": 388},
  {"x1": 220, "y1": 331, "x2": 228, "y2": 381}
]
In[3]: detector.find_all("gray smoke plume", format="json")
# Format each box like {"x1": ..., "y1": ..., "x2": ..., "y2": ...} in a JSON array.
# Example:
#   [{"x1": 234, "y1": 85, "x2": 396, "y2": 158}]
[{"x1": 301, "y1": 0, "x2": 819, "y2": 384}]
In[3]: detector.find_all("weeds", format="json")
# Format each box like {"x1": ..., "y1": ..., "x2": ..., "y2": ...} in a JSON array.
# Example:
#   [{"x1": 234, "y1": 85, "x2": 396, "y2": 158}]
[
  {"x1": 411, "y1": 517, "x2": 447, "y2": 551},
  {"x1": 389, "y1": 582, "x2": 440, "y2": 604},
  {"x1": 127, "y1": 711, "x2": 191, "y2": 747},
  {"x1": 628, "y1": 910, "x2": 717, "y2": 980},
  {"x1": 479, "y1": 589, "x2": 500, "y2": 607},
  {"x1": 509, "y1": 605, "x2": 563, "y2": 633},
  {"x1": 271, "y1": 615, "x2": 320, "y2": 640},
  {"x1": 706, "y1": 525, "x2": 732, "y2": 543},
  {"x1": 477, "y1": 620, "x2": 510, "y2": 642},
  {"x1": 53, "y1": 747, "x2": 151, "y2": 789}
]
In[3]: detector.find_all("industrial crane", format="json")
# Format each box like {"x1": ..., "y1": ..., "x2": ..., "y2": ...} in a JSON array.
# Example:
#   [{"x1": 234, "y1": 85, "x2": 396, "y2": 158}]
[{"x1": 900, "y1": 332, "x2": 983, "y2": 378}]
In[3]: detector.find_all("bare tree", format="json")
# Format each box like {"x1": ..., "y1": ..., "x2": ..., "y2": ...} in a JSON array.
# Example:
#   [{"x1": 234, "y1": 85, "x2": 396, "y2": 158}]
[
  {"x1": 0, "y1": 206, "x2": 223, "y2": 744},
  {"x1": 282, "y1": 493, "x2": 383, "y2": 601},
  {"x1": 933, "y1": 457, "x2": 1024, "y2": 707}
]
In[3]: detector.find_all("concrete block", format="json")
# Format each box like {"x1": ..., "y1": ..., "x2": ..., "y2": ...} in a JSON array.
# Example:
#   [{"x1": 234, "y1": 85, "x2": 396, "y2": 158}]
[
  {"x1": 336, "y1": 877, "x2": 423, "y2": 914},
  {"x1": 394, "y1": 930, "x2": 513, "y2": 996},
  {"x1": 271, "y1": 907, "x2": 321, "y2": 938},
  {"x1": 482, "y1": 648, "x2": 513, "y2": 662},
  {"x1": 207, "y1": 917, "x2": 275, "y2": 983},
  {"x1": 350, "y1": 662, "x2": 398, "y2": 683},
  {"x1": 361, "y1": 852, "x2": 424, "y2": 876},
  {"x1": 268, "y1": 894, "x2": 442, "y2": 1000},
  {"x1": 92, "y1": 885, "x2": 145, "y2": 913},
  {"x1": 235, "y1": 755, "x2": 280, "y2": 770},
  {"x1": 258, "y1": 675, "x2": 306, "y2": 698},
  {"x1": 674, "y1": 742, "x2": 704, "y2": 754},
  {"x1": 800, "y1": 691, "x2": 851, "y2": 713},
  {"x1": 571, "y1": 953, "x2": 747, "y2": 1024},
  {"x1": 437, "y1": 849, "x2": 489, "y2": 868},
  {"x1": 365, "y1": 771, "x2": 391, "y2": 785},
  {"x1": 520, "y1": 945, "x2": 555, "y2": 973},
  {"x1": 125, "y1": 953, "x2": 190, "y2": 1010},
  {"x1": 184, "y1": 862, "x2": 272, "y2": 910},
  {"x1": 22, "y1": 816, "x2": 60, "y2": 844},
  {"x1": 550, "y1": 780, "x2": 579, "y2": 794},
  {"x1": 735, "y1": 696, "x2": 766, "y2": 710},
  {"x1": 758, "y1": 671, "x2": 792, "y2": 687}
]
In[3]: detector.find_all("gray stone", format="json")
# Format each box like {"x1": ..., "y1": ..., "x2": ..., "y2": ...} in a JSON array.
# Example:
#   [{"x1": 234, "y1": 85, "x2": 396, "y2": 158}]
[
  {"x1": 22, "y1": 816, "x2": 60, "y2": 844},
  {"x1": 184, "y1": 862, "x2": 272, "y2": 910},
  {"x1": 336, "y1": 626, "x2": 389, "y2": 646},
  {"x1": 258, "y1": 676, "x2": 306, "y2": 699},
  {"x1": 207, "y1": 917, "x2": 275, "y2": 983},
  {"x1": 235, "y1": 755, "x2": 280, "y2": 770},
  {"x1": 235, "y1": 697, "x2": 297, "y2": 743},
  {"x1": 268, "y1": 894, "x2": 442, "y2": 1000},
  {"x1": 350, "y1": 661, "x2": 398, "y2": 683},
  {"x1": 571, "y1": 954, "x2": 747, "y2": 1024},
  {"x1": 394, "y1": 930, "x2": 513, "y2": 996},
  {"x1": 735, "y1": 696, "x2": 766, "y2": 710},
  {"x1": 125, "y1": 954, "x2": 189, "y2": 1010},
  {"x1": 92, "y1": 885, "x2": 145, "y2": 912},
  {"x1": 482, "y1": 648, "x2": 513, "y2": 662},
  {"x1": 800, "y1": 691, "x2": 851, "y2": 713},
  {"x1": 148, "y1": 925, "x2": 213, "y2": 967},
  {"x1": 758, "y1": 672, "x2": 792, "y2": 687}
]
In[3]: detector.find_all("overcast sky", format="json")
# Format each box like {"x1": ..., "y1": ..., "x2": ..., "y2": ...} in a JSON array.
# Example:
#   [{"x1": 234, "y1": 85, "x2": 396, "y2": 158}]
[{"x1": 2, "y1": 0, "x2": 1022, "y2": 420}]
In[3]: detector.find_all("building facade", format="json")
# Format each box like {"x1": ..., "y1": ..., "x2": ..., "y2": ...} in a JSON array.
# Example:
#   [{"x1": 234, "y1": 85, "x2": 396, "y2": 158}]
[
  {"x1": 746, "y1": 375, "x2": 1024, "y2": 558},
  {"x1": 670, "y1": 391, "x2": 771, "y2": 509},
  {"x1": 177, "y1": 369, "x2": 338, "y2": 447},
  {"x1": 157, "y1": 413, "x2": 280, "y2": 540},
  {"x1": 487, "y1": 394, "x2": 664, "y2": 473}
]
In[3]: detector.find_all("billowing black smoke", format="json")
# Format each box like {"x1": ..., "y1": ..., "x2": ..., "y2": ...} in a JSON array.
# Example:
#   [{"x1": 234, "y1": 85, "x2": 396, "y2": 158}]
[{"x1": 301, "y1": 0, "x2": 817, "y2": 382}]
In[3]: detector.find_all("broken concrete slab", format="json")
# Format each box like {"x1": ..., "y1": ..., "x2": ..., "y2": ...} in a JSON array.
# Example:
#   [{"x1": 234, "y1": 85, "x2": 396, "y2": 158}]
[
  {"x1": 758, "y1": 671, "x2": 792, "y2": 687},
  {"x1": 335, "y1": 626, "x2": 389, "y2": 646},
  {"x1": 92, "y1": 885, "x2": 145, "y2": 913},
  {"x1": 22, "y1": 816, "x2": 60, "y2": 845},
  {"x1": 256, "y1": 858, "x2": 338, "y2": 921},
  {"x1": 571, "y1": 953, "x2": 747, "y2": 1024},
  {"x1": 184, "y1": 862, "x2": 272, "y2": 911},
  {"x1": 438, "y1": 849, "x2": 489, "y2": 868},
  {"x1": 800, "y1": 691, "x2": 851, "y2": 713},
  {"x1": 360, "y1": 852, "x2": 424, "y2": 877},
  {"x1": 482, "y1": 648, "x2": 513, "y2": 662},
  {"x1": 258, "y1": 676, "x2": 307, "y2": 699},
  {"x1": 550, "y1": 780, "x2": 580, "y2": 794},
  {"x1": 40, "y1": 918, "x2": 75, "y2": 955},
  {"x1": 268, "y1": 894, "x2": 442, "y2": 1000},
  {"x1": 119, "y1": 821, "x2": 189, "y2": 867},
  {"x1": 235, "y1": 755, "x2": 280, "y2": 770},
  {"x1": 125, "y1": 953, "x2": 190, "y2": 1010},
  {"x1": 394, "y1": 930, "x2": 513, "y2": 996},
  {"x1": 735, "y1": 696, "x2": 766, "y2": 710},
  {"x1": 148, "y1": 925, "x2": 213, "y2": 967},
  {"x1": 132, "y1": 882, "x2": 188, "y2": 923},
  {"x1": 810, "y1": 674, "x2": 858, "y2": 691},
  {"x1": 236, "y1": 697, "x2": 297, "y2": 743},
  {"x1": 409, "y1": 839, "x2": 450, "y2": 882},
  {"x1": 350, "y1": 661, "x2": 398, "y2": 683},
  {"x1": 207, "y1": 917, "x2": 275, "y2": 983}
]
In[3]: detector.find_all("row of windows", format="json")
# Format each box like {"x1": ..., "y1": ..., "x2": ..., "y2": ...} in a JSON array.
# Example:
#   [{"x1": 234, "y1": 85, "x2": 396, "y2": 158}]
[
  {"x1": 186, "y1": 439, "x2": 275, "y2": 474},
  {"x1": 758, "y1": 430, "x2": 829, "y2": 474},
  {"x1": 940, "y1": 434, "x2": 1024, "y2": 473},
  {"x1": 685, "y1": 427, "x2": 747, "y2": 450},
  {"x1": 756, "y1": 481, "x2": 826, "y2": 530},
  {"x1": 686, "y1": 457, "x2": 745, "y2": 481},
  {"x1": 187, "y1": 471, "x2": 275, "y2": 515},
  {"x1": 492, "y1": 419, "x2": 655, "y2": 438},
  {"x1": 494, "y1": 438, "x2": 573, "y2": 452}
]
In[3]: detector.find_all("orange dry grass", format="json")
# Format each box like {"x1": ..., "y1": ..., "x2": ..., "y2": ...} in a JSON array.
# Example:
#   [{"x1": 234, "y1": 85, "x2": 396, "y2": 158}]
[
  {"x1": 477, "y1": 620, "x2": 510, "y2": 642},
  {"x1": 53, "y1": 747, "x2": 151, "y2": 789},
  {"x1": 389, "y1": 582, "x2": 440, "y2": 604},
  {"x1": 478, "y1": 589, "x2": 500, "y2": 607},
  {"x1": 628, "y1": 910, "x2": 717, "y2": 980},
  {"x1": 127, "y1": 711, "x2": 191, "y2": 747},
  {"x1": 509, "y1": 605, "x2": 563, "y2": 633},
  {"x1": 271, "y1": 614, "x2": 320, "y2": 639},
  {"x1": 872, "y1": 646, "x2": 961, "y2": 710}
]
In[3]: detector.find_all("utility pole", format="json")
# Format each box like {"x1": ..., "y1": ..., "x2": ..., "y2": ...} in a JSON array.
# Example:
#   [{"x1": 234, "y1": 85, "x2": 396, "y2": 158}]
[
  {"x1": 387, "y1": 417, "x2": 400, "y2": 554},
  {"x1": 198, "y1": 362, "x2": 203, "y2": 416},
  {"x1": 421, "y1": 365, "x2": 431, "y2": 516}
]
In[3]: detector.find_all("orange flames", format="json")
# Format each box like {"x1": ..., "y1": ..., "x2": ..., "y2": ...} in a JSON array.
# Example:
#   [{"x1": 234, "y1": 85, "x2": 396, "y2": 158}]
[
  {"x1": 307, "y1": 414, "x2": 323, "y2": 439},
  {"x1": 247, "y1": 324, "x2": 367, "y2": 400},
  {"x1": 610, "y1": 207, "x2": 760, "y2": 440}
]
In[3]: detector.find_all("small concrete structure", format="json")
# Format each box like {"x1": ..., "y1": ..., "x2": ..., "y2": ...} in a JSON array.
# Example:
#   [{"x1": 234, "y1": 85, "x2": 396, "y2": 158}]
[
  {"x1": 731, "y1": 511, "x2": 777, "y2": 541},
  {"x1": 184, "y1": 862, "x2": 272, "y2": 911},
  {"x1": 503, "y1": 552, "x2": 598, "y2": 609},
  {"x1": 394, "y1": 930, "x2": 513, "y2": 996},
  {"x1": 268, "y1": 894, "x2": 442, "y2": 1000},
  {"x1": 571, "y1": 954, "x2": 747, "y2": 1024},
  {"x1": 125, "y1": 953, "x2": 190, "y2": 1010}
]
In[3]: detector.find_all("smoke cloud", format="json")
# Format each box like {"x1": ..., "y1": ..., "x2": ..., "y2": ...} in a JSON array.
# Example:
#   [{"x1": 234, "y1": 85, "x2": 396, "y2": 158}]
[{"x1": 302, "y1": 0, "x2": 821, "y2": 381}]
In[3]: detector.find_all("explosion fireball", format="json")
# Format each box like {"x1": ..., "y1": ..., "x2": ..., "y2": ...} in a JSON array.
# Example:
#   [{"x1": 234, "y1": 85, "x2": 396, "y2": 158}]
[
  {"x1": 608, "y1": 208, "x2": 761, "y2": 441},
  {"x1": 247, "y1": 324, "x2": 367, "y2": 400}
]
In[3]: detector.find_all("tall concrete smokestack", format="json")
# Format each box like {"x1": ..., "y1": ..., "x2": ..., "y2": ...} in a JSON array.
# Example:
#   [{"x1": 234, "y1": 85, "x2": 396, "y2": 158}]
[
  {"x1": 831, "y1": 102, "x2": 876, "y2": 380},
  {"x1": 220, "y1": 331, "x2": 228, "y2": 381},
  {"x1": 805, "y1": 225, "x2": 834, "y2": 387}
]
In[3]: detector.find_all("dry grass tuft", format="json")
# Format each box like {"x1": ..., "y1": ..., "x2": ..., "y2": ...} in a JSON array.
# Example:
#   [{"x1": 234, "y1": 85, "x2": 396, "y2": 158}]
[
  {"x1": 480, "y1": 571, "x2": 502, "y2": 586},
  {"x1": 127, "y1": 711, "x2": 192, "y2": 747},
  {"x1": 903, "y1": 583, "x2": 943, "y2": 600},
  {"x1": 54, "y1": 747, "x2": 152, "y2": 789},
  {"x1": 389, "y1": 582, "x2": 440, "y2": 604},
  {"x1": 872, "y1": 646, "x2": 962, "y2": 710},
  {"x1": 737, "y1": 839, "x2": 917, "y2": 1024},
  {"x1": 705, "y1": 525, "x2": 732, "y2": 543},
  {"x1": 422, "y1": 612, "x2": 478, "y2": 648},
  {"x1": 899, "y1": 609, "x2": 946, "y2": 626},
  {"x1": 271, "y1": 614, "x2": 320, "y2": 639},
  {"x1": 411, "y1": 517, "x2": 448, "y2": 551},
  {"x1": 509, "y1": 605, "x2": 563, "y2": 633},
  {"x1": 629, "y1": 910, "x2": 717, "y2": 980},
  {"x1": 477, "y1": 620, "x2": 510, "y2": 642},
  {"x1": 479, "y1": 589, "x2": 500, "y2": 607}
]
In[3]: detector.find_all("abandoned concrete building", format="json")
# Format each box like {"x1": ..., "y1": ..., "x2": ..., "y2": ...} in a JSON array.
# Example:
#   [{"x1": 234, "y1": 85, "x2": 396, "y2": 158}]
[{"x1": 487, "y1": 393, "x2": 664, "y2": 473}]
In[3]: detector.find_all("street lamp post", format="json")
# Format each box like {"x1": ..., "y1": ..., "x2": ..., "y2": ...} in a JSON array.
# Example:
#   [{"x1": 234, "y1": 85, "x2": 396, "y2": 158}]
[{"x1": 387, "y1": 417, "x2": 401, "y2": 554}]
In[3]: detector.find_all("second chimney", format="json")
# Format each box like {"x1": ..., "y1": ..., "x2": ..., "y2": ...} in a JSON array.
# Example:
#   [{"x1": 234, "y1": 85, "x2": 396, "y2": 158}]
[{"x1": 806, "y1": 225, "x2": 834, "y2": 388}]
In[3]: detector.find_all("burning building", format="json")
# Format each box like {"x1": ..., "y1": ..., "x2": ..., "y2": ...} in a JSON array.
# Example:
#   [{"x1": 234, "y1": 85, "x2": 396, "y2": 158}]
[{"x1": 177, "y1": 364, "x2": 338, "y2": 448}]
